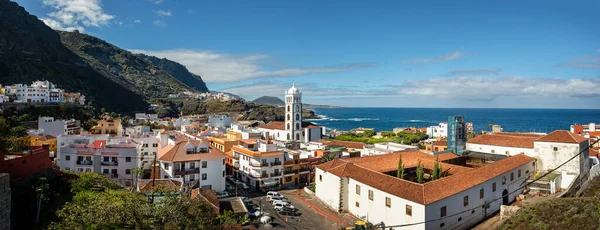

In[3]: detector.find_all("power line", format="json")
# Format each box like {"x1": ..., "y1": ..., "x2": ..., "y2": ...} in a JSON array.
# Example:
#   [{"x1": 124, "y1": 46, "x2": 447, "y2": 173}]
[{"x1": 378, "y1": 138, "x2": 599, "y2": 229}]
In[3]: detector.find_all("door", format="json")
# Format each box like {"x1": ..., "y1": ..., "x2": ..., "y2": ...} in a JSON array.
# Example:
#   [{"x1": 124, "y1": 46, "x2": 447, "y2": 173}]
[
  {"x1": 502, "y1": 189, "x2": 509, "y2": 205},
  {"x1": 294, "y1": 177, "x2": 298, "y2": 185},
  {"x1": 255, "y1": 181, "x2": 260, "y2": 190}
]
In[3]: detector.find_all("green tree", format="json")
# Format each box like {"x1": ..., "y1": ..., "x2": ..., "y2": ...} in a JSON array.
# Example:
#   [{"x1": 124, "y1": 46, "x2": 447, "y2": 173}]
[
  {"x1": 130, "y1": 167, "x2": 144, "y2": 190},
  {"x1": 69, "y1": 172, "x2": 122, "y2": 193},
  {"x1": 153, "y1": 195, "x2": 219, "y2": 229},
  {"x1": 416, "y1": 161, "x2": 424, "y2": 184},
  {"x1": 321, "y1": 154, "x2": 337, "y2": 163},
  {"x1": 397, "y1": 155, "x2": 405, "y2": 179},
  {"x1": 49, "y1": 190, "x2": 152, "y2": 230},
  {"x1": 432, "y1": 156, "x2": 440, "y2": 180}
]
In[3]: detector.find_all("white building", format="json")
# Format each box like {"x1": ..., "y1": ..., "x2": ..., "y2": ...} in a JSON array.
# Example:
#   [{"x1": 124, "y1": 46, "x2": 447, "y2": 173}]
[
  {"x1": 158, "y1": 139, "x2": 226, "y2": 191},
  {"x1": 134, "y1": 113, "x2": 159, "y2": 122},
  {"x1": 257, "y1": 84, "x2": 323, "y2": 143},
  {"x1": 28, "y1": 116, "x2": 82, "y2": 137},
  {"x1": 426, "y1": 123, "x2": 448, "y2": 138},
  {"x1": 230, "y1": 124, "x2": 262, "y2": 140},
  {"x1": 232, "y1": 139, "x2": 284, "y2": 189},
  {"x1": 57, "y1": 133, "x2": 140, "y2": 186},
  {"x1": 2, "y1": 80, "x2": 81, "y2": 104},
  {"x1": 466, "y1": 131, "x2": 590, "y2": 189},
  {"x1": 208, "y1": 115, "x2": 233, "y2": 129},
  {"x1": 131, "y1": 135, "x2": 160, "y2": 170},
  {"x1": 0, "y1": 95, "x2": 8, "y2": 103},
  {"x1": 362, "y1": 142, "x2": 418, "y2": 156},
  {"x1": 315, "y1": 151, "x2": 535, "y2": 230},
  {"x1": 570, "y1": 123, "x2": 599, "y2": 138},
  {"x1": 173, "y1": 117, "x2": 193, "y2": 128},
  {"x1": 125, "y1": 126, "x2": 152, "y2": 136}
]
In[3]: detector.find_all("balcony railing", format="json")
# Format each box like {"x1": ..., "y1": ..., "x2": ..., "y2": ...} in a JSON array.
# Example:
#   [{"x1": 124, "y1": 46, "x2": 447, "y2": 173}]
[
  {"x1": 270, "y1": 161, "x2": 282, "y2": 166},
  {"x1": 232, "y1": 155, "x2": 240, "y2": 160},
  {"x1": 249, "y1": 162, "x2": 269, "y2": 167},
  {"x1": 270, "y1": 172, "x2": 282, "y2": 177},
  {"x1": 104, "y1": 173, "x2": 118, "y2": 178},
  {"x1": 300, "y1": 168, "x2": 311, "y2": 173},
  {"x1": 283, "y1": 170, "x2": 295, "y2": 176},
  {"x1": 174, "y1": 167, "x2": 199, "y2": 175},
  {"x1": 250, "y1": 174, "x2": 269, "y2": 179},
  {"x1": 101, "y1": 161, "x2": 118, "y2": 166},
  {"x1": 77, "y1": 160, "x2": 93, "y2": 165}
]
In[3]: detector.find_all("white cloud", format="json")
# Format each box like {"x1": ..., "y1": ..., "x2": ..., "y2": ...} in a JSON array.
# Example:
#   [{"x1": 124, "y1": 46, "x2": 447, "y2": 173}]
[
  {"x1": 220, "y1": 76, "x2": 600, "y2": 101},
  {"x1": 560, "y1": 56, "x2": 600, "y2": 69},
  {"x1": 154, "y1": 0, "x2": 165, "y2": 4},
  {"x1": 134, "y1": 20, "x2": 141, "y2": 23},
  {"x1": 402, "y1": 52, "x2": 472, "y2": 64},
  {"x1": 117, "y1": 21, "x2": 123, "y2": 25},
  {"x1": 40, "y1": 0, "x2": 114, "y2": 32},
  {"x1": 153, "y1": 10, "x2": 172, "y2": 17},
  {"x1": 152, "y1": 20, "x2": 166, "y2": 27},
  {"x1": 443, "y1": 68, "x2": 502, "y2": 76},
  {"x1": 128, "y1": 49, "x2": 374, "y2": 83}
]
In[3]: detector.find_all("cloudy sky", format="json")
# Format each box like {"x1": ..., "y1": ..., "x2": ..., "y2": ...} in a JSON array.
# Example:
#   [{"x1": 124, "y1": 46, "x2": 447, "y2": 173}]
[{"x1": 15, "y1": 0, "x2": 600, "y2": 108}]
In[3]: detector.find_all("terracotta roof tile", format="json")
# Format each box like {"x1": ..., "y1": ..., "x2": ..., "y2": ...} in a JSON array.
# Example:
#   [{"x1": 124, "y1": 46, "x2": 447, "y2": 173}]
[
  {"x1": 317, "y1": 151, "x2": 535, "y2": 205},
  {"x1": 191, "y1": 188, "x2": 219, "y2": 213},
  {"x1": 158, "y1": 140, "x2": 226, "y2": 162},
  {"x1": 138, "y1": 179, "x2": 182, "y2": 193},
  {"x1": 535, "y1": 130, "x2": 588, "y2": 144},
  {"x1": 590, "y1": 147, "x2": 599, "y2": 157},
  {"x1": 468, "y1": 133, "x2": 541, "y2": 149}
]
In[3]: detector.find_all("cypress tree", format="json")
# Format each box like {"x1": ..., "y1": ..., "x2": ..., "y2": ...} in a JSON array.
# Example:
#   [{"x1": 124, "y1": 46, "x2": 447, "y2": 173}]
[
  {"x1": 397, "y1": 155, "x2": 405, "y2": 179},
  {"x1": 417, "y1": 160, "x2": 424, "y2": 183}
]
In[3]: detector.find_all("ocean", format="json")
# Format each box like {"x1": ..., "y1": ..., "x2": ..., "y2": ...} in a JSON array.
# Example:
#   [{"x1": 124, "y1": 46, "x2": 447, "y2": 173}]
[{"x1": 307, "y1": 108, "x2": 600, "y2": 133}]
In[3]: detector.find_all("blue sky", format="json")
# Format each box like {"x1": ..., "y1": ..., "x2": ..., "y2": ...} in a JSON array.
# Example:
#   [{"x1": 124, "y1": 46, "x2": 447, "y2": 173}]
[{"x1": 14, "y1": 0, "x2": 600, "y2": 108}]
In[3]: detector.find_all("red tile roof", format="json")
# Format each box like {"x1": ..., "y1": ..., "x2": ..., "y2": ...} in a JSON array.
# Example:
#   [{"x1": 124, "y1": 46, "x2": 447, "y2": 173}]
[
  {"x1": 535, "y1": 130, "x2": 588, "y2": 144},
  {"x1": 468, "y1": 133, "x2": 542, "y2": 149},
  {"x1": 322, "y1": 140, "x2": 366, "y2": 149},
  {"x1": 588, "y1": 132, "x2": 600, "y2": 138},
  {"x1": 138, "y1": 179, "x2": 182, "y2": 193},
  {"x1": 317, "y1": 151, "x2": 535, "y2": 205},
  {"x1": 590, "y1": 147, "x2": 599, "y2": 157},
  {"x1": 191, "y1": 188, "x2": 219, "y2": 213},
  {"x1": 158, "y1": 140, "x2": 226, "y2": 162},
  {"x1": 92, "y1": 140, "x2": 106, "y2": 149}
]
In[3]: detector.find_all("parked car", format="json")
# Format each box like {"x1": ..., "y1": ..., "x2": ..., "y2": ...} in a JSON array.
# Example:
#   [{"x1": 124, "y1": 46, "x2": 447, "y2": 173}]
[
  {"x1": 278, "y1": 209, "x2": 300, "y2": 216},
  {"x1": 216, "y1": 191, "x2": 230, "y2": 199},
  {"x1": 226, "y1": 184, "x2": 234, "y2": 191},
  {"x1": 268, "y1": 196, "x2": 288, "y2": 203},
  {"x1": 235, "y1": 181, "x2": 250, "y2": 190},
  {"x1": 249, "y1": 208, "x2": 263, "y2": 218},
  {"x1": 239, "y1": 196, "x2": 250, "y2": 203},
  {"x1": 272, "y1": 200, "x2": 293, "y2": 210},
  {"x1": 273, "y1": 202, "x2": 286, "y2": 211},
  {"x1": 267, "y1": 191, "x2": 283, "y2": 197}
]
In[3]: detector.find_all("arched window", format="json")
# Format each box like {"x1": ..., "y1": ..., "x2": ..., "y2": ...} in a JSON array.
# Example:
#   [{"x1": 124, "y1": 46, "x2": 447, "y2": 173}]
[
  {"x1": 296, "y1": 133, "x2": 300, "y2": 140},
  {"x1": 287, "y1": 105, "x2": 290, "y2": 112},
  {"x1": 287, "y1": 133, "x2": 290, "y2": 140},
  {"x1": 296, "y1": 105, "x2": 299, "y2": 111},
  {"x1": 287, "y1": 114, "x2": 290, "y2": 120},
  {"x1": 296, "y1": 123, "x2": 300, "y2": 130},
  {"x1": 296, "y1": 114, "x2": 300, "y2": 120},
  {"x1": 287, "y1": 123, "x2": 290, "y2": 130}
]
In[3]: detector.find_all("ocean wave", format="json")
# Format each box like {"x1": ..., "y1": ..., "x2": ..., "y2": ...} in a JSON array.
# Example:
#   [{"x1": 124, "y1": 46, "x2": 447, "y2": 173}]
[{"x1": 409, "y1": 119, "x2": 424, "y2": 122}]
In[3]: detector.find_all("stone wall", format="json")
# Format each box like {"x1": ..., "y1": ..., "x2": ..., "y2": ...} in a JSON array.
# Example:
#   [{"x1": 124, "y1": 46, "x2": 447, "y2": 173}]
[
  {"x1": 0, "y1": 173, "x2": 11, "y2": 230},
  {"x1": 500, "y1": 205, "x2": 521, "y2": 221}
]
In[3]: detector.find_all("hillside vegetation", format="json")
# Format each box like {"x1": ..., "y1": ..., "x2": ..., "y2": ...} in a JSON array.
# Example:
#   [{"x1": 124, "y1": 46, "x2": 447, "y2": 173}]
[{"x1": 136, "y1": 54, "x2": 208, "y2": 92}]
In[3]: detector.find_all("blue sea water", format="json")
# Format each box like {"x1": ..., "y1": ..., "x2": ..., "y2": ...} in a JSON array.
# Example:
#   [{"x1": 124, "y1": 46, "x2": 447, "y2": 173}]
[{"x1": 307, "y1": 108, "x2": 600, "y2": 133}]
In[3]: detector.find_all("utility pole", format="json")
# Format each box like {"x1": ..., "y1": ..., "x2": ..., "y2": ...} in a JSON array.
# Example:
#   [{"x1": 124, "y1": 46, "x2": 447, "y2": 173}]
[
  {"x1": 150, "y1": 152, "x2": 157, "y2": 203},
  {"x1": 36, "y1": 187, "x2": 42, "y2": 224}
]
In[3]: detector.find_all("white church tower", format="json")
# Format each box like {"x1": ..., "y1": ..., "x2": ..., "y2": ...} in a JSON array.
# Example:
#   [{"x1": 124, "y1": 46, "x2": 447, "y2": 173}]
[{"x1": 285, "y1": 83, "x2": 302, "y2": 141}]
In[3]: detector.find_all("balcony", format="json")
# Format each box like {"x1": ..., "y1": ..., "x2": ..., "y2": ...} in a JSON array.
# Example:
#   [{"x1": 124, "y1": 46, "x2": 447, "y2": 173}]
[
  {"x1": 250, "y1": 173, "x2": 269, "y2": 179},
  {"x1": 283, "y1": 170, "x2": 295, "y2": 176},
  {"x1": 174, "y1": 167, "x2": 200, "y2": 176},
  {"x1": 104, "y1": 173, "x2": 118, "y2": 178},
  {"x1": 232, "y1": 155, "x2": 240, "y2": 160},
  {"x1": 270, "y1": 161, "x2": 282, "y2": 166},
  {"x1": 270, "y1": 172, "x2": 282, "y2": 177},
  {"x1": 299, "y1": 168, "x2": 311, "y2": 173},
  {"x1": 249, "y1": 162, "x2": 269, "y2": 167},
  {"x1": 77, "y1": 160, "x2": 93, "y2": 165},
  {"x1": 101, "y1": 161, "x2": 118, "y2": 166}
]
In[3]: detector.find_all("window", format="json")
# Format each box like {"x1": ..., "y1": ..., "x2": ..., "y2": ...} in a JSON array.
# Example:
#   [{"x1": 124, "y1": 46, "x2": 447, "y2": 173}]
[
  {"x1": 202, "y1": 161, "x2": 207, "y2": 168},
  {"x1": 202, "y1": 173, "x2": 207, "y2": 180},
  {"x1": 440, "y1": 206, "x2": 446, "y2": 217},
  {"x1": 510, "y1": 172, "x2": 514, "y2": 181},
  {"x1": 143, "y1": 144, "x2": 148, "y2": 147},
  {"x1": 285, "y1": 176, "x2": 292, "y2": 182},
  {"x1": 126, "y1": 157, "x2": 131, "y2": 162},
  {"x1": 222, "y1": 170, "x2": 225, "y2": 177},
  {"x1": 103, "y1": 156, "x2": 109, "y2": 161},
  {"x1": 85, "y1": 168, "x2": 91, "y2": 172},
  {"x1": 491, "y1": 150, "x2": 495, "y2": 154},
  {"x1": 144, "y1": 152, "x2": 148, "y2": 156},
  {"x1": 518, "y1": 169, "x2": 521, "y2": 177},
  {"x1": 295, "y1": 114, "x2": 300, "y2": 120},
  {"x1": 368, "y1": 190, "x2": 374, "y2": 200},
  {"x1": 406, "y1": 205, "x2": 412, "y2": 216},
  {"x1": 223, "y1": 159, "x2": 225, "y2": 165},
  {"x1": 492, "y1": 182, "x2": 497, "y2": 192},
  {"x1": 526, "y1": 170, "x2": 529, "y2": 174},
  {"x1": 463, "y1": 196, "x2": 469, "y2": 207},
  {"x1": 65, "y1": 155, "x2": 70, "y2": 161},
  {"x1": 355, "y1": 202, "x2": 360, "y2": 207},
  {"x1": 190, "y1": 162, "x2": 195, "y2": 169},
  {"x1": 356, "y1": 185, "x2": 361, "y2": 195},
  {"x1": 103, "y1": 169, "x2": 109, "y2": 174},
  {"x1": 126, "y1": 169, "x2": 131, "y2": 175},
  {"x1": 502, "y1": 176, "x2": 506, "y2": 185},
  {"x1": 458, "y1": 217, "x2": 462, "y2": 222},
  {"x1": 553, "y1": 147, "x2": 558, "y2": 151},
  {"x1": 296, "y1": 123, "x2": 300, "y2": 130},
  {"x1": 164, "y1": 163, "x2": 170, "y2": 169},
  {"x1": 440, "y1": 223, "x2": 445, "y2": 228},
  {"x1": 153, "y1": 143, "x2": 158, "y2": 147},
  {"x1": 319, "y1": 175, "x2": 322, "y2": 182},
  {"x1": 385, "y1": 197, "x2": 391, "y2": 207},
  {"x1": 480, "y1": 188, "x2": 484, "y2": 199}
]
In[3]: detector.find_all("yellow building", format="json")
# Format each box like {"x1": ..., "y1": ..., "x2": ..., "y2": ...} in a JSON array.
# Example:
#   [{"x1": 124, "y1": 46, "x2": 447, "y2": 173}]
[
  {"x1": 282, "y1": 152, "x2": 319, "y2": 186},
  {"x1": 28, "y1": 135, "x2": 57, "y2": 153},
  {"x1": 225, "y1": 131, "x2": 243, "y2": 140},
  {"x1": 91, "y1": 115, "x2": 123, "y2": 136},
  {"x1": 208, "y1": 136, "x2": 238, "y2": 152}
]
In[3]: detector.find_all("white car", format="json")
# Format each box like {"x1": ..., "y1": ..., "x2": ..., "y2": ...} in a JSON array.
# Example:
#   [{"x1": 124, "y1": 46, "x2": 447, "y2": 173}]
[
  {"x1": 272, "y1": 200, "x2": 294, "y2": 209},
  {"x1": 267, "y1": 191, "x2": 282, "y2": 197},
  {"x1": 273, "y1": 202, "x2": 286, "y2": 211},
  {"x1": 268, "y1": 196, "x2": 288, "y2": 203},
  {"x1": 216, "y1": 191, "x2": 230, "y2": 199}
]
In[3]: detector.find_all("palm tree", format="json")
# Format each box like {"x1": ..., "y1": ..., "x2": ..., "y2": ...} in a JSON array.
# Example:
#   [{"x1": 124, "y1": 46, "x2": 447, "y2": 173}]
[{"x1": 321, "y1": 154, "x2": 336, "y2": 163}]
